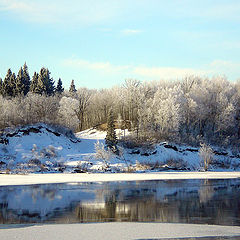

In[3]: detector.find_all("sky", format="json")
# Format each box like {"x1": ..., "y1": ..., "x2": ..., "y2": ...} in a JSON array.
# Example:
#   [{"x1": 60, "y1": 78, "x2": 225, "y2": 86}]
[{"x1": 0, "y1": 0, "x2": 240, "y2": 89}]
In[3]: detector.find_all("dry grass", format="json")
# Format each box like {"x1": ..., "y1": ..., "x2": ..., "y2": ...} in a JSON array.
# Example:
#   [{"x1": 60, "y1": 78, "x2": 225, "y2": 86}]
[{"x1": 164, "y1": 158, "x2": 188, "y2": 169}]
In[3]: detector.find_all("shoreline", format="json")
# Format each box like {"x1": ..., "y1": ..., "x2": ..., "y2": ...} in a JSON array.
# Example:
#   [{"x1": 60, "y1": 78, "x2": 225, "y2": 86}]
[
  {"x1": 0, "y1": 171, "x2": 240, "y2": 186},
  {"x1": 0, "y1": 222, "x2": 240, "y2": 240}
]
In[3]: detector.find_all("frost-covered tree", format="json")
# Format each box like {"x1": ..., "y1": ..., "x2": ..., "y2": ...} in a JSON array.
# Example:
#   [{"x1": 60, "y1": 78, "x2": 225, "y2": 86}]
[
  {"x1": 24, "y1": 93, "x2": 59, "y2": 123},
  {"x1": 199, "y1": 143, "x2": 213, "y2": 171},
  {"x1": 94, "y1": 140, "x2": 113, "y2": 168},
  {"x1": 217, "y1": 103, "x2": 236, "y2": 136},
  {"x1": 180, "y1": 76, "x2": 198, "y2": 138},
  {"x1": 152, "y1": 85, "x2": 182, "y2": 139},
  {"x1": 90, "y1": 89, "x2": 114, "y2": 124},
  {"x1": 122, "y1": 79, "x2": 141, "y2": 129},
  {"x1": 135, "y1": 83, "x2": 156, "y2": 139},
  {"x1": 58, "y1": 96, "x2": 79, "y2": 130}
]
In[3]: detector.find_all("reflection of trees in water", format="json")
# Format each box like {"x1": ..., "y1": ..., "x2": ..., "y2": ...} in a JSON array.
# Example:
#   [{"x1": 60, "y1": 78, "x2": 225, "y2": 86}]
[
  {"x1": 1, "y1": 180, "x2": 240, "y2": 225},
  {"x1": 199, "y1": 180, "x2": 214, "y2": 203},
  {"x1": 75, "y1": 181, "x2": 240, "y2": 225},
  {"x1": 31, "y1": 185, "x2": 59, "y2": 202},
  {"x1": 75, "y1": 187, "x2": 180, "y2": 223},
  {"x1": 178, "y1": 180, "x2": 240, "y2": 225},
  {"x1": 0, "y1": 185, "x2": 65, "y2": 224}
]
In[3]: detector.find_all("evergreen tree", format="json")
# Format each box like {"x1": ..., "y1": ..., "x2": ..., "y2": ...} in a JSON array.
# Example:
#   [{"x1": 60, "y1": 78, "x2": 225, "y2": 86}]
[
  {"x1": 34, "y1": 67, "x2": 55, "y2": 95},
  {"x1": 44, "y1": 68, "x2": 55, "y2": 95},
  {"x1": 35, "y1": 68, "x2": 47, "y2": 94},
  {"x1": 23, "y1": 62, "x2": 31, "y2": 95},
  {"x1": 56, "y1": 78, "x2": 64, "y2": 94},
  {"x1": 15, "y1": 67, "x2": 25, "y2": 96},
  {"x1": 105, "y1": 108, "x2": 118, "y2": 151},
  {"x1": 30, "y1": 72, "x2": 39, "y2": 93},
  {"x1": 69, "y1": 79, "x2": 77, "y2": 94},
  {"x1": 2, "y1": 69, "x2": 15, "y2": 97},
  {"x1": 10, "y1": 73, "x2": 17, "y2": 97}
]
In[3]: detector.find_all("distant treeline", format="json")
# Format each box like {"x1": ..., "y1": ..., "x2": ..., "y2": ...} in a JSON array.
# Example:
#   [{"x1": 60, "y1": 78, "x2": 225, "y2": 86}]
[
  {"x1": 0, "y1": 64, "x2": 240, "y2": 148},
  {"x1": 0, "y1": 63, "x2": 77, "y2": 97}
]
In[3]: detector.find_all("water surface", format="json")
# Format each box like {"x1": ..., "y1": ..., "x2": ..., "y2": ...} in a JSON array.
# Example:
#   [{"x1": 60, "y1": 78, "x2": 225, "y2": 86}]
[{"x1": 0, "y1": 179, "x2": 239, "y2": 225}]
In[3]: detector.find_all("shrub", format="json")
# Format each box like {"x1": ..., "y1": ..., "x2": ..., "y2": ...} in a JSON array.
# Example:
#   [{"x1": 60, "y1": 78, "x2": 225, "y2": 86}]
[
  {"x1": 135, "y1": 161, "x2": 151, "y2": 171},
  {"x1": 199, "y1": 143, "x2": 213, "y2": 171},
  {"x1": 164, "y1": 158, "x2": 187, "y2": 169},
  {"x1": 119, "y1": 135, "x2": 154, "y2": 150},
  {"x1": 94, "y1": 141, "x2": 113, "y2": 169}
]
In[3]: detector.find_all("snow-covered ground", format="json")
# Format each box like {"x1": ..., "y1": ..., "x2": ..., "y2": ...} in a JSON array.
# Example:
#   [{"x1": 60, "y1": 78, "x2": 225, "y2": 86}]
[
  {"x1": 1, "y1": 172, "x2": 240, "y2": 186},
  {"x1": 1, "y1": 125, "x2": 240, "y2": 239},
  {"x1": 0, "y1": 124, "x2": 240, "y2": 174},
  {"x1": 0, "y1": 222, "x2": 240, "y2": 240}
]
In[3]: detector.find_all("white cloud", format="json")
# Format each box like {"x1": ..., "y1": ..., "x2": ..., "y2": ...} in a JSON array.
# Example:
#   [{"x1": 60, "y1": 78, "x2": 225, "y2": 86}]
[
  {"x1": 133, "y1": 66, "x2": 207, "y2": 79},
  {"x1": 63, "y1": 58, "x2": 130, "y2": 73},
  {"x1": 121, "y1": 29, "x2": 143, "y2": 35},
  {"x1": 63, "y1": 57, "x2": 240, "y2": 81},
  {"x1": 63, "y1": 58, "x2": 209, "y2": 80},
  {"x1": 210, "y1": 60, "x2": 240, "y2": 73}
]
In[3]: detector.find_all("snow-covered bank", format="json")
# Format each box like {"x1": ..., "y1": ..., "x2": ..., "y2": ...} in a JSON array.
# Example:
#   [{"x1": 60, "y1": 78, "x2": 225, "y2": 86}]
[
  {"x1": 1, "y1": 172, "x2": 240, "y2": 186},
  {"x1": 0, "y1": 222, "x2": 240, "y2": 240},
  {"x1": 0, "y1": 124, "x2": 240, "y2": 174}
]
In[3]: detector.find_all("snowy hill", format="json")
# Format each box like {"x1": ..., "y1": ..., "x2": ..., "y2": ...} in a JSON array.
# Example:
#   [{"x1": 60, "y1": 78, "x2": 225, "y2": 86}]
[
  {"x1": 0, "y1": 124, "x2": 82, "y2": 173},
  {"x1": 0, "y1": 124, "x2": 239, "y2": 174}
]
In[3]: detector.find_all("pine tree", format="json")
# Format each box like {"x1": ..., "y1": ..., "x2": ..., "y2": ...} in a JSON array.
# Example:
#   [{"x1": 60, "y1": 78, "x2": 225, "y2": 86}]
[
  {"x1": 30, "y1": 72, "x2": 39, "y2": 93},
  {"x1": 35, "y1": 68, "x2": 47, "y2": 94},
  {"x1": 2, "y1": 69, "x2": 15, "y2": 97},
  {"x1": 15, "y1": 67, "x2": 25, "y2": 96},
  {"x1": 33, "y1": 68, "x2": 55, "y2": 95},
  {"x1": 105, "y1": 108, "x2": 118, "y2": 151},
  {"x1": 10, "y1": 73, "x2": 17, "y2": 97},
  {"x1": 69, "y1": 79, "x2": 77, "y2": 94},
  {"x1": 56, "y1": 78, "x2": 64, "y2": 94},
  {"x1": 23, "y1": 62, "x2": 31, "y2": 95},
  {"x1": 44, "y1": 68, "x2": 55, "y2": 95}
]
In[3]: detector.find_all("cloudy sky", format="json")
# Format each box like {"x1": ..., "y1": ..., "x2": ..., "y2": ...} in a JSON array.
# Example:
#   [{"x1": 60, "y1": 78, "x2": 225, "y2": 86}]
[{"x1": 0, "y1": 0, "x2": 240, "y2": 88}]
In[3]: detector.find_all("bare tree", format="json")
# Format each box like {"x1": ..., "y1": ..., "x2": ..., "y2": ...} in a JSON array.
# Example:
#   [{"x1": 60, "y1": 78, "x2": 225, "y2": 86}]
[{"x1": 74, "y1": 88, "x2": 92, "y2": 131}]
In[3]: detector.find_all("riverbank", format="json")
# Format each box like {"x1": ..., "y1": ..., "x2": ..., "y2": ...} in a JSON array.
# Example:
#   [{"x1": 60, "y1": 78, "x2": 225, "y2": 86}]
[
  {"x1": 1, "y1": 125, "x2": 240, "y2": 175},
  {"x1": 0, "y1": 222, "x2": 240, "y2": 240},
  {"x1": 1, "y1": 171, "x2": 240, "y2": 186}
]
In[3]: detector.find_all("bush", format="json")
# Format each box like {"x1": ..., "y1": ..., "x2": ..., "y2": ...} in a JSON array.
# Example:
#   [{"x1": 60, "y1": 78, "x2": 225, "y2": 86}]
[
  {"x1": 119, "y1": 135, "x2": 154, "y2": 150},
  {"x1": 94, "y1": 141, "x2": 113, "y2": 170},
  {"x1": 199, "y1": 143, "x2": 213, "y2": 171},
  {"x1": 164, "y1": 158, "x2": 187, "y2": 169}
]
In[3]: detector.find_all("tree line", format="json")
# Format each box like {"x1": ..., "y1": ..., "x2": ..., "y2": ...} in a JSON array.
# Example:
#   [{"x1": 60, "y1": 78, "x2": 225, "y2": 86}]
[
  {"x1": 0, "y1": 64, "x2": 240, "y2": 148},
  {"x1": 0, "y1": 63, "x2": 74, "y2": 97}
]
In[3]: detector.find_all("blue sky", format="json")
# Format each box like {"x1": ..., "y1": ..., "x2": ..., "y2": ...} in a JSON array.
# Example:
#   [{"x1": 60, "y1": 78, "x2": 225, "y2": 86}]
[{"x1": 0, "y1": 0, "x2": 240, "y2": 89}]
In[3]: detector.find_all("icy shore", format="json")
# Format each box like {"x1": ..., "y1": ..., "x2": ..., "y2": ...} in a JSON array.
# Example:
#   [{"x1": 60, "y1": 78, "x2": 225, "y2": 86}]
[
  {"x1": 0, "y1": 222, "x2": 240, "y2": 240},
  {"x1": 1, "y1": 171, "x2": 240, "y2": 186}
]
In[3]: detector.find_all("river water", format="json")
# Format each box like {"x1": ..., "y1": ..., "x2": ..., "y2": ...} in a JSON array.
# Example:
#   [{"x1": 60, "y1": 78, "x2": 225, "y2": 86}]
[{"x1": 0, "y1": 179, "x2": 240, "y2": 225}]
